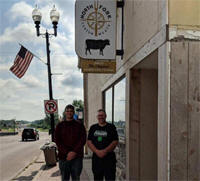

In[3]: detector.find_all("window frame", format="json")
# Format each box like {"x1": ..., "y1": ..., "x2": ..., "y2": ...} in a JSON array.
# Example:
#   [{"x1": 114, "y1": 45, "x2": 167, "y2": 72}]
[{"x1": 103, "y1": 75, "x2": 126, "y2": 124}]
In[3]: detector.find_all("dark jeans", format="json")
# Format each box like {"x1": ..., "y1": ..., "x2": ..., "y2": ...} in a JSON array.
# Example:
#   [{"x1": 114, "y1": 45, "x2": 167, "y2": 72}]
[
  {"x1": 59, "y1": 157, "x2": 83, "y2": 181},
  {"x1": 92, "y1": 155, "x2": 116, "y2": 181},
  {"x1": 94, "y1": 171, "x2": 116, "y2": 181}
]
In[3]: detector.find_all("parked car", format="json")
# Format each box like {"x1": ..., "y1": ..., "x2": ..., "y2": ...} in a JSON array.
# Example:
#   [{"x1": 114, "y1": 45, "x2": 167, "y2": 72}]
[{"x1": 22, "y1": 128, "x2": 39, "y2": 141}]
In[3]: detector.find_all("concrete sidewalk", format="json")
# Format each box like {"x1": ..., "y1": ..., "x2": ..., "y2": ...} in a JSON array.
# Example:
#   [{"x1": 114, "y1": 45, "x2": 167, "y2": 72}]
[{"x1": 12, "y1": 151, "x2": 93, "y2": 181}]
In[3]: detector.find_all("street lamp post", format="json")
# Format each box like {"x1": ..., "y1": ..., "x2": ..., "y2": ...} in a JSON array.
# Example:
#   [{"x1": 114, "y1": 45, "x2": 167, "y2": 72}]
[{"x1": 32, "y1": 5, "x2": 60, "y2": 142}]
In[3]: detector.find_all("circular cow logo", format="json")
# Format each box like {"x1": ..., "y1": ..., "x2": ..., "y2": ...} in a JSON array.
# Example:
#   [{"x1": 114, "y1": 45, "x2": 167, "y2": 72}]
[{"x1": 80, "y1": 1, "x2": 112, "y2": 36}]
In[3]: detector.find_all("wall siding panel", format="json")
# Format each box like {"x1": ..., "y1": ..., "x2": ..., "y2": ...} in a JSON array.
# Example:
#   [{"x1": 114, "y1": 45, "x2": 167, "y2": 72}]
[
  {"x1": 170, "y1": 41, "x2": 189, "y2": 180},
  {"x1": 188, "y1": 42, "x2": 200, "y2": 180}
]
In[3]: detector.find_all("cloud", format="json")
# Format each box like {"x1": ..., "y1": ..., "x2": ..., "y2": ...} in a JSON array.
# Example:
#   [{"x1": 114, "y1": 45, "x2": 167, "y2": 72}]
[
  {"x1": 0, "y1": 78, "x2": 43, "y2": 98},
  {"x1": 1, "y1": 78, "x2": 24, "y2": 91},
  {"x1": 61, "y1": 73, "x2": 82, "y2": 88},
  {"x1": 0, "y1": 64, "x2": 10, "y2": 72},
  {"x1": 0, "y1": 78, "x2": 47, "y2": 121},
  {"x1": 9, "y1": 1, "x2": 33, "y2": 22},
  {"x1": 0, "y1": 23, "x2": 37, "y2": 45},
  {"x1": 22, "y1": 75, "x2": 45, "y2": 88}
]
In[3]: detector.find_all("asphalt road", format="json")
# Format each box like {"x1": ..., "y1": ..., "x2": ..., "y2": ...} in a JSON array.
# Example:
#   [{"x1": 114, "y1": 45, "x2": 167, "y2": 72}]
[{"x1": 0, "y1": 131, "x2": 50, "y2": 181}]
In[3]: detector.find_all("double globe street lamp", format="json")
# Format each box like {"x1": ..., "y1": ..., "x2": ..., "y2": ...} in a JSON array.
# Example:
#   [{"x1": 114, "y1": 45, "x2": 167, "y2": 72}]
[{"x1": 32, "y1": 5, "x2": 60, "y2": 142}]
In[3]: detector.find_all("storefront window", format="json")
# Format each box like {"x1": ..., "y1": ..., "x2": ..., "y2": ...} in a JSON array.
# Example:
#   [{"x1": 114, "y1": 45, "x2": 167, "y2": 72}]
[
  {"x1": 105, "y1": 88, "x2": 112, "y2": 123},
  {"x1": 104, "y1": 77, "x2": 126, "y2": 132},
  {"x1": 104, "y1": 77, "x2": 126, "y2": 180},
  {"x1": 114, "y1": 78, "x2": 126, "y2": 138}
]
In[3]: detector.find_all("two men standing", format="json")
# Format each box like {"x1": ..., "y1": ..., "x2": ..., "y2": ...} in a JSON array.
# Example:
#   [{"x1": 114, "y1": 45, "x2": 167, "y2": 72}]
[{"x1": 55, "y1": 105, "x2": 118, "y2": 181}]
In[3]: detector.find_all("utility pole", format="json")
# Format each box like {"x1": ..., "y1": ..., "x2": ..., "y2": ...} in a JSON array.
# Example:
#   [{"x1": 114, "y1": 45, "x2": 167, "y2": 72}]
[{"x1": 45, "y1": 31, "x2": 55, "y2": 142}]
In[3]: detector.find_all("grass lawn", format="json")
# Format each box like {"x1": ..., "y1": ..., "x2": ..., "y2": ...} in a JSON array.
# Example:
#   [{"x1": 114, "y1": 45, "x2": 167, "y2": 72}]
[
  {"x1": 38, "y1": 128, "x2": 49, "y2": 132},
  {"x1": 0, "y1": 128, "x2": 15, "y2": 132}
]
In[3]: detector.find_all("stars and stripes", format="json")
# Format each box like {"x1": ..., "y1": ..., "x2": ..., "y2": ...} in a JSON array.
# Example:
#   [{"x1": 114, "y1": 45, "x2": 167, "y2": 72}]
[{"x1": 10, "y1": 46, "x2": 34, "y2": 78}]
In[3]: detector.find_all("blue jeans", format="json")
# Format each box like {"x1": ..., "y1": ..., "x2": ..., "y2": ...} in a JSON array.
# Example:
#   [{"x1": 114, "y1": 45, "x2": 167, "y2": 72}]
[{"x1": 59, "y1": 157, "x2": 83, "y2": 181}]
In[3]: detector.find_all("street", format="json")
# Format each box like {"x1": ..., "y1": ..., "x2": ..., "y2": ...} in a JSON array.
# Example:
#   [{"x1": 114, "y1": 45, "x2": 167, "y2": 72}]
[{"x1": 0, "y1": 131, "x2": 50, "y2": 181}]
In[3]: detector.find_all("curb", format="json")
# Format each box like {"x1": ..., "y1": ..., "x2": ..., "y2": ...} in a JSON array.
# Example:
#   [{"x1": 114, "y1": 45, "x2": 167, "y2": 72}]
[
  {"x1": 32, "y1": 161, "x2": 47, "y2": 181},
  {"x1": 33, "y1": 161, "x2": 59, "y2": 181},
  {"x1": 32, "y1": 168, "x2": 44, "y2": 181},
  {"x1": 11, "y1": 152, "x2": 41, "y2": 180}
]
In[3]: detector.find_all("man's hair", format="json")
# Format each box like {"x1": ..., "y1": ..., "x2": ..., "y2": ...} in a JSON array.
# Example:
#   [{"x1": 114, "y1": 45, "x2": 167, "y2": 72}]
[
  {"x1": 97, "y1": 109, "x2": 106, "y2": 114},
  {"x1": 65, "y1": 104, "x2": 75, "y2": 112}
]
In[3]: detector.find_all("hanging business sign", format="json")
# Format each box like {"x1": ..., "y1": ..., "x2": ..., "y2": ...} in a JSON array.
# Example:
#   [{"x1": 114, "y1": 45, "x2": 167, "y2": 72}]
[
  {"x1": 75, "y1": 0, "x2": 116, "y2": 60},
  {"x1": 80, "y1": 58, "x2": 116, "y2": 73}
]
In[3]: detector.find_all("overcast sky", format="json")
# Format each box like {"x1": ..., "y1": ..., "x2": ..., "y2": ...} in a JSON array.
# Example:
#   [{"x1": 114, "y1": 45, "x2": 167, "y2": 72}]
[{"x1": 0, "y1": 0, "x2": 83, "y2": 121}]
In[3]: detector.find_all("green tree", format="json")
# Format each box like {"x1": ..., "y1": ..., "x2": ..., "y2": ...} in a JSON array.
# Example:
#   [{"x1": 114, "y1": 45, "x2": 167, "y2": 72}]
[
  {"x1": 62, "y1": 100, "x2": 84, "y2": 120},
  {"x1": 29, "y1": 113, "x2": 60, "y2": 129},
  {"x1": 72, "y1": 99, "x2": 84, "y2": 111},
  {"x1": 44, "y1": 113, "x2": 60, "y2": 128}
]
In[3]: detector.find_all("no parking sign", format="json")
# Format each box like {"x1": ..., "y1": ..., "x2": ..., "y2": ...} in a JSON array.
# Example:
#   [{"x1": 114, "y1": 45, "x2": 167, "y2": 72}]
[{"x1": 44, "y1": 100, "x2": 58, "y2": 114}]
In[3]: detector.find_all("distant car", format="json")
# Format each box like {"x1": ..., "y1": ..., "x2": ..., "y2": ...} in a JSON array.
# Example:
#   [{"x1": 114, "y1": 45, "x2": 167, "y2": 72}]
[{"x1": 22, "y1": 128, "x2": 39, "y2": 141}]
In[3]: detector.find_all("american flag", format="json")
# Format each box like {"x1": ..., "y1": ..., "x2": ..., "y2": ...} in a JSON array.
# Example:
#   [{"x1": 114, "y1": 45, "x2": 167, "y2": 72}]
[{"x1": 10, "y1": 46, "x2": 34, "y2": 78}]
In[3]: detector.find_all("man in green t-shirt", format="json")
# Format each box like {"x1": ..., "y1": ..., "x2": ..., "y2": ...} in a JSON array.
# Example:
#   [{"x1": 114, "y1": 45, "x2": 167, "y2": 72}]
[{"x1": 87, "y1": 109, "x2": 119, "y2": 181}]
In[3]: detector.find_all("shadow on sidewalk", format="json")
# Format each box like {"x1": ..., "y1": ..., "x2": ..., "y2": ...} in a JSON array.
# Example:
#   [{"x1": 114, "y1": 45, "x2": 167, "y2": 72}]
[
  {"x1": 13, "y1": 164, "x2": 47, "y2": 181},
  {"x1": 51, "y1": 170, "x2": 60, "y2": 177},
  {"x1": 13, "y1": 171, "x2": 38, "y2": 181},
  {"x1": 42, "y1": 164, "x2": 57, "y2": 170},
  {"x1": 42, "y1": 163, "x2": 61, "y2": 177}
]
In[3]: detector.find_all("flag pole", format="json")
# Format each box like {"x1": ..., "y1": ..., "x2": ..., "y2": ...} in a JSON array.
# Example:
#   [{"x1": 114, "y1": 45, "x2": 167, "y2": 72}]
[{"x1": 18, "y1": 43, "x2": 47, "y2": 65}]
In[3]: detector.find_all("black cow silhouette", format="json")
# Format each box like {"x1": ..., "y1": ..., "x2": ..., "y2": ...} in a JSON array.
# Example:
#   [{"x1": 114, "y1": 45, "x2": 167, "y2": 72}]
[{"x1": 85, "y1": 39, "x2": 110, "y2": 56}]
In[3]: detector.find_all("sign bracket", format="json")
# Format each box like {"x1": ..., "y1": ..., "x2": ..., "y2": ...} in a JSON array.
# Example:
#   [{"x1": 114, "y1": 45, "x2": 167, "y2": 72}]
[
  {"x1": 116, "y1": 0, "x2": 125, "y2": 59},
  {"x1": 116, "y1": 50, "x2": 124, "y2": 56},
  {"x1": 117, "y1": 1, "x2": 124, "y2": 8}
]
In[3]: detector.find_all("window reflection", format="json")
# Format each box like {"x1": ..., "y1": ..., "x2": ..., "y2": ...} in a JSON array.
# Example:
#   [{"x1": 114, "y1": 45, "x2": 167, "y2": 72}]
[
  {"x1": 105, "y1": 88, "x2": 112, "y2": 123},
  {"x1": 104, "y1": 77, "x2": 126, "y2": 180},
  {"x1": 114, "y1": 78, "x2": 126, "y2": 139}
]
